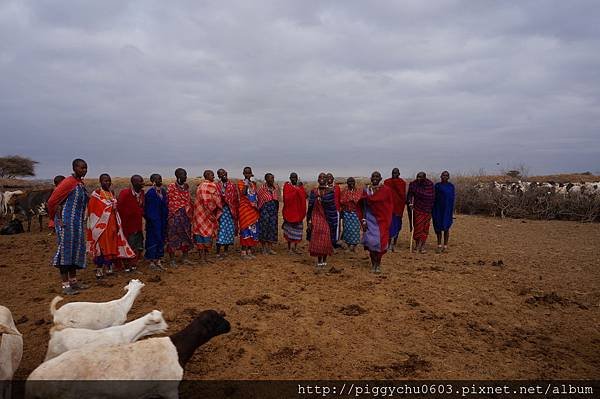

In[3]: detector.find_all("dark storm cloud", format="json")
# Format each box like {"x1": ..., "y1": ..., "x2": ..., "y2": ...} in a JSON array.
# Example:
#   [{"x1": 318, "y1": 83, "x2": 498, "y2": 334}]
[{"x1": 1, "y1": 0, "x2": 599, "y2": 180}]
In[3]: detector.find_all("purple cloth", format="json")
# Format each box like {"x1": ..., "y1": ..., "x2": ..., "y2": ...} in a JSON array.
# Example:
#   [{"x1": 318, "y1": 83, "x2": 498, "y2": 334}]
[
  {"x1": 361, "y1": 205, "x2": 382, "y2": 252},
  {"x1": 407, "y1": 179, "x2": 435, "y2": 213}
]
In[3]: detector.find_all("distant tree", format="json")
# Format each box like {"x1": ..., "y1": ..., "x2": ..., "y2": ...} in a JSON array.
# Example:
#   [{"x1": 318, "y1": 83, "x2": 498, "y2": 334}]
[
  {"x1": 0, "y1": 155, "x2": 38, "y2": 178},
  {"x1": 502, "y1": 163, "x2": 530, "y2": 180}
]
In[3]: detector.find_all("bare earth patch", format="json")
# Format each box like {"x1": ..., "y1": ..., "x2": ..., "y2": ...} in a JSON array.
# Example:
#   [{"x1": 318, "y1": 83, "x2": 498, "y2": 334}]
[{"x1": 1, "y1": 214, "x2": 599, "y2": 380}]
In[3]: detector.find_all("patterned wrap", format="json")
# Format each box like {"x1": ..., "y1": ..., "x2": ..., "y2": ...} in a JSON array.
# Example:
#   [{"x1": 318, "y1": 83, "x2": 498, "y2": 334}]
[
  {"x1": 52, "y1": 182, "x2": 88, "y2": 269},
  {"x1": 86, "y1": 189, "x2": 135, "y2": 260}
]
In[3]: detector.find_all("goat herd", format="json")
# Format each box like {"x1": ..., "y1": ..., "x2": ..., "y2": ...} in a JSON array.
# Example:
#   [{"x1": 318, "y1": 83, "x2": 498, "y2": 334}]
[
  {"x1": 1, "y1": 279, "x2": 231, "y2": 398},
  {"x1": 475, "y1": 180, "x2": 600, "y2": 196}
]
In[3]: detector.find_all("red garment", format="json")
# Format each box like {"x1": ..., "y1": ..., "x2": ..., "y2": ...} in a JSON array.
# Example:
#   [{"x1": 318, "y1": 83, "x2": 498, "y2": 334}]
[
  {"x1": 216, "y1": 181, "x2": 239, "y2": 229},
  {"x1": 257, "y1": 184, "x2": 279, "y2": 209},
  {"x1": 117, "y1": 188, "x2": 145, "y2": 236},
  {"x1": 340, "y1": 188, "x2": 361, "y2": 214},
  {"x1": 47, "y1": 176, "x2": 81, "y2": 221},
  {"x1": 167, "y1": 183, "x2": 192, "y2": 218},
  {"x1": 237, "y1": 180, "x2": 259, "y2": 230},
  {"x1": 384, "y1": 178, "x2": 407, "y2": 216},
  {"x1": 192, "y1": 181, "x2": 222, "y2": 238},
  {"x1": 282, "y1": 182, "x2": 306, "y2": 223},
  {"x1": 87, "y1": 189, "x2": 134, "y2": 259},
  {"x1": 308, "y1": 196, "x2": 333, "y2": 257},
  {"x1": 333, "y1": 184, "x2": 341, "y2": 211},
  {"x1": 358, "y1": 185, "x2": 393, "y2": 255},
  {"x1": 413, "y1": 209, "x2": 431, "y2": 242}
]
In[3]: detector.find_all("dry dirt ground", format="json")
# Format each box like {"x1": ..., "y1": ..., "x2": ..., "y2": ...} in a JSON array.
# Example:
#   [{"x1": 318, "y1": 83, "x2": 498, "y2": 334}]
[{"x1": 1, "y1": 214, "x2": 599, "y2": 380}]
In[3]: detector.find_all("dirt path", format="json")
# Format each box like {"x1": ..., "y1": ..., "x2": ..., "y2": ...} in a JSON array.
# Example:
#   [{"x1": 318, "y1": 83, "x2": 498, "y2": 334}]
[{"x1": 1, "y1": 214, "x2": 599, "y2": 380}]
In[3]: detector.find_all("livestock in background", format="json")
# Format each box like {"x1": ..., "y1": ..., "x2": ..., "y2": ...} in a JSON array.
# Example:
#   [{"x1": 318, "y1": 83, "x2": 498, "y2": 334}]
[
  {"x1": 0, "y1": 219, "x2": 24, "y2": 235},
  {"x1": 13, "y1": 189, "x2": 53, "y2": 232}
]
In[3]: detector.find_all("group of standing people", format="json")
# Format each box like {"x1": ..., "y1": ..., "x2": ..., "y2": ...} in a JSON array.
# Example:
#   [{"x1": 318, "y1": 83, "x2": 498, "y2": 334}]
[
  {"x1": 47, "y1": 159, "x2": 170, "y2": 295},
  {"x1": 46, "y1": 158, "x2": 456, "y2": 294}
]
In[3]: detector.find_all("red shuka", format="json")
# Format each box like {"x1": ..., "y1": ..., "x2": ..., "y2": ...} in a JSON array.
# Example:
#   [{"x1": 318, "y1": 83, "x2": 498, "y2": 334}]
[
  {"x1": 282, "y1": 182, "x2": 306, "y2": 223},
  {"x1": 47, "y1": 176, "x2": 81, "y2": 221},
  {"x1": 383, "y1": 178, "x2": 407, "y2": 216},
  {"x1": 358, "y1": 185, "x2": 394, "y2": 254},
  {"x1": 333, "y1": 184, "x2": 341, "y2": 211},
  {"x1": 117, "y1": 188, "x2": 145, "y2": 237}
]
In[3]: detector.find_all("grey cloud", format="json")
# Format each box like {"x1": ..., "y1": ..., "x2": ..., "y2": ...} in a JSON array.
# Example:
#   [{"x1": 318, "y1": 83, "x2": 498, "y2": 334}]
[{"x1": 1, "y1": 0, "x2": 599, "y2": 180}]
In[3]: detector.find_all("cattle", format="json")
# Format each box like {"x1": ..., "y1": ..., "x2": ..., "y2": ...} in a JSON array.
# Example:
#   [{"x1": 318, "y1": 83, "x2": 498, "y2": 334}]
[
  {"x1": 0, "y1": 219, "x2": 24, "y2": 235},
  {"x1": 13, "y1": 189, "x2": 53, "y2": 232}
]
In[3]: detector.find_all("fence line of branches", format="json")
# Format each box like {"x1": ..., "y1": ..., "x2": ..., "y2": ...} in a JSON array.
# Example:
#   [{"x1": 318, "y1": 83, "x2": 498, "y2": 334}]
[{"x1": 455, "y1": 183, "x2": 600, "y2": 223}]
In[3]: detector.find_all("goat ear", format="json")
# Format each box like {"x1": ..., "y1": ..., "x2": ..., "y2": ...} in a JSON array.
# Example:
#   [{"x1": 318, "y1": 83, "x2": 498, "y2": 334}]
[
  {"x1": 148, "y1": 310, "x2": 162, "y2": 323},
  {"x1": 0, "y1": 324, "x2": 22, "y2": 336}
]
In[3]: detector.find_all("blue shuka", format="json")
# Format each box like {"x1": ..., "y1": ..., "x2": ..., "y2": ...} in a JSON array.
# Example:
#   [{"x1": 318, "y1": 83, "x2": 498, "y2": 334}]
[
  {"x1": 432, "y1": 182, "x2": 455, "y2": 232},
  {"x1": 144, "y1": 187, "x2": 168, "y2": 260},
  {"x1": 53, "y1": 183, "x2": 88, "y2": 269}
]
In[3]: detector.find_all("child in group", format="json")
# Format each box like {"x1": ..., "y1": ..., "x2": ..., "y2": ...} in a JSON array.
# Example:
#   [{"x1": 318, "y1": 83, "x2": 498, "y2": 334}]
[{"x1": 87, "y1": 173, "x2": 135, "y2": 279}]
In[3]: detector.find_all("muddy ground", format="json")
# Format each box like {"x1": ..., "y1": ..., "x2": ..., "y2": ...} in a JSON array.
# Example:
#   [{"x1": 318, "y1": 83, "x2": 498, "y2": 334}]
[{"x1": 1, "y1": 214, "x2": 599, "y2": 380}]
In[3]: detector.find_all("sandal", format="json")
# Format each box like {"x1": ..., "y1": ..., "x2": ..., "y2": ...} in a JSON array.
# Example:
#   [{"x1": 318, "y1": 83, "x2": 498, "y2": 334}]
[
  {"x1": 62, "y1": 285, "x2": 79, "y2": 296},
  {"x1": 70, "y1": 281, "x2": 90, "y2": 290}
]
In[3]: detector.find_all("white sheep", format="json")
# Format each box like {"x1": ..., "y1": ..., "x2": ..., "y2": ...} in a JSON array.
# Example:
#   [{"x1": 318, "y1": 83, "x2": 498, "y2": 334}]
[
  {"x1": 27, "y1": 310, "x2": 231, "y2": 399},
  {"x1": 45, "y1": 310, "x2": 168, "y2": 361},
  {"x1": 1, "y1": 305, "x2": 23, "y2": 399},
  {"x1": 50, "y1": 279, "x2": 145, "y2": 329}
]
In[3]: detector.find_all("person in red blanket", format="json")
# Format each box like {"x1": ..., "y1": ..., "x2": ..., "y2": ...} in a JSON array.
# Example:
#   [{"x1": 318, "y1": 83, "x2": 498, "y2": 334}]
[
  {"x1": 282, "y1": 172, "x2": 306, "y2": 254},
  {"x1": 358, "y1": 171, "x2": 393, "y2": 274},
  {"x1": 117, "y1": 175, "x2": 145, "y2": 272},
  {"x1": 383, "y1": 168, "x2": 407, "y2": 252},
  {"x1": 87, "y1": 174, "x2": 135, "y2": 279},
  {"x1": 407, "y1": 172, "x2": 435, "y2": 254}
]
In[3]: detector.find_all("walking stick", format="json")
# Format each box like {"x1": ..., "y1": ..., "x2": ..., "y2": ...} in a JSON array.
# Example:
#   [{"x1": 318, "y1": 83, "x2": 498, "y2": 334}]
[{"x1": 409, "y1": 203, "x2": 415, "y2": 253}]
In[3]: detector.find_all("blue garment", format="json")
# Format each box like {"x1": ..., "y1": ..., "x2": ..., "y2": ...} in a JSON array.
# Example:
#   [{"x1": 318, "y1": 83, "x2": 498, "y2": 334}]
[
  {"x1": 259, "y1": 200, "x2": 279, "y2": 243},
  {"x1": 389, "y1": 214, "x2": 402, "y2": 239},
  {"x1": 53, "y1": 183, "x2": 88, "y2": 269},
  {"x1": 432, "y1": 182, "x2": 455, "y2": 232},
  {"x1": 217, "y1": 205, "x2": 235, "y2": 245},
  {"x1": 361, "y1": 203, "x2": 382, "y2": 252},
  {"x1": 144, "y1": 187, "x2": 168, "y2": 260},
  {"x1": 342, "y1": 210, "x2": 361, "y2": 245}
]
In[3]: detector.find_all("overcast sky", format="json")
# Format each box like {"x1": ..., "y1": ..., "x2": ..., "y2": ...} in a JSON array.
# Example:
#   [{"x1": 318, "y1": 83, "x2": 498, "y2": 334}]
[{"x1": 1, "y1": 0, "x2": 599, "y2": 180}]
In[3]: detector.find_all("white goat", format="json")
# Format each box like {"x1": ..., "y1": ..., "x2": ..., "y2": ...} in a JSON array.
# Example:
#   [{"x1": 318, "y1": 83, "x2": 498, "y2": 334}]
[
  {"x1": 45, "y1": 310, "x2": 168, "y2": 361},
  {"x1": 1, "y1": 305, "x2": 23, "y2": 399},
  {"x1": 27, "y1": 310, "x2": 231, "y2": 399},
  {"x1": 1, "y1": 190, "x2": 24, "y2": 217},
  {"x1": 51, "y1": 279, "x2": 145, "y2": 329}
]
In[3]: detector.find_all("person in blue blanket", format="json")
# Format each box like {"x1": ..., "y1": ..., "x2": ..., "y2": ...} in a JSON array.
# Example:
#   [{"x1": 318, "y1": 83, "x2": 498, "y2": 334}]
[
  {"x1": 432, "y1": 171, "x2": 455, "y2": 253},
  {"x1": 144, "y1": 173, "x2": 168, "y2": 270}
]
